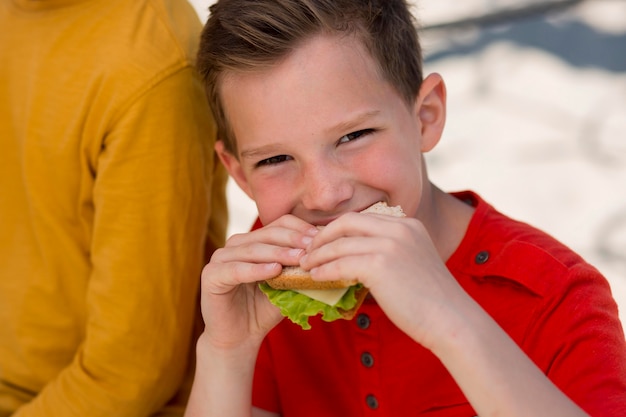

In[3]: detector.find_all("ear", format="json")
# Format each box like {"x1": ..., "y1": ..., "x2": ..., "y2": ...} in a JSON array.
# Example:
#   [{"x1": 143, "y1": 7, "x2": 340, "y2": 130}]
[
  {"x1": 215, "y1": 140, "x2": 254, "y2": 199},
  {"x1": 413, "y1": 73, "x2": 447, "y2": 153}
]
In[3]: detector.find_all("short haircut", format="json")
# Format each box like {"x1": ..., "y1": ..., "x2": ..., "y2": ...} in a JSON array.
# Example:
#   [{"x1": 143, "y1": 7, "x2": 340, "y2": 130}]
[{"x1": 198, "y1": 0, "x2": 423, "y2": 156}]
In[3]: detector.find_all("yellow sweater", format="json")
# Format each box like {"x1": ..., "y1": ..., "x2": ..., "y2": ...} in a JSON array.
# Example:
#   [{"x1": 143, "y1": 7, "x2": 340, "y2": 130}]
[{"x1": 0, "y1": 0, "x2": 227, "y2": 416}]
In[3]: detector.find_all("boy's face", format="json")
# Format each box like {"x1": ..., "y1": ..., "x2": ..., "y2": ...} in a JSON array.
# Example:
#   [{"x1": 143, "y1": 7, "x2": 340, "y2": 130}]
[{"x1": 218, "y1": 33, "x2": 444, "y2": 226}]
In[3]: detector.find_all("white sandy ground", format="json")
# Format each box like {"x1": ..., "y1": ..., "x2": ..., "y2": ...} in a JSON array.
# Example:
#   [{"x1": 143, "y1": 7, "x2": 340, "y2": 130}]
[{"x1": 190, "y1": 0, "x2": 626, "y2": 328}]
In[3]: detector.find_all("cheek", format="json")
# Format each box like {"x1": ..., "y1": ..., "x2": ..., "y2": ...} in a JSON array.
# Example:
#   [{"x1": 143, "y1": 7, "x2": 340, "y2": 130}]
[
  {"x1": 248, "y1": 174, "x2": 296, "y2": 225},
  {"x1": 355, "y1": 141, "x2": 422, "y2": 191}
]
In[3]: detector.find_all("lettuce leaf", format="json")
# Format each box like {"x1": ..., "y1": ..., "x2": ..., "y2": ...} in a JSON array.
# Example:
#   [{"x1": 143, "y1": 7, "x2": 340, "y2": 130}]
[{"x1": 259, "y1": 282, "x2": 361, "y2": 330}]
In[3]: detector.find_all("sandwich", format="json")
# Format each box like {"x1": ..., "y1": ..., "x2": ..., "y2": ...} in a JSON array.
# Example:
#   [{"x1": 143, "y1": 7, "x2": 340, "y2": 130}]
[{"x1": 259, "y1": 202, "x2": 405, "y2": 329}]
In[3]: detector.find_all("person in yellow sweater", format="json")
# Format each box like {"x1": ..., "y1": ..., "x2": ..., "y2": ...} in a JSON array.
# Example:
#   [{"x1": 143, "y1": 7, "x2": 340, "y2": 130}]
[{"x1": 0, "y1": 0, "x2": 228, "y2": 416}]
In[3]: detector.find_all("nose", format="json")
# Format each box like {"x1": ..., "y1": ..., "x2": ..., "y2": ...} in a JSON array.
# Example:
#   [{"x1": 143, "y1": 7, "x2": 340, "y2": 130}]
[{"x1": 300, "y1": 159, "x2": 353, "y2": 213}]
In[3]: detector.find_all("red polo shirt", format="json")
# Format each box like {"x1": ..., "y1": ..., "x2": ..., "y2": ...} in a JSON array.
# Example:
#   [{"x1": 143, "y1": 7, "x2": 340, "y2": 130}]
[{"x1": 252, "y1": 192, "x2": 626, "y2": 416}]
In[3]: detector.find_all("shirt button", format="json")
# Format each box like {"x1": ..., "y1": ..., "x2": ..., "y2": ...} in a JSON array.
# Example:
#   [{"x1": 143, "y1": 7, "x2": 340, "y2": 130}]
[
  {"x1": 365, "y1": 394, "x2": 379, "y2": 409},
  {"x1": 356, "y1": 313, "x2": 370, "y2": 329},
  {"x1": 361, "y1": 352, "x2": 374, "y2": 368},
  {"x1": 475, "y1": 250, "x2": 490, "y2": 264}
]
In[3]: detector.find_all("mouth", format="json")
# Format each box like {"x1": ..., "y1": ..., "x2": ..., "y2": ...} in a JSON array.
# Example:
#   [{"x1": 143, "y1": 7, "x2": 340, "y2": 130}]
[
  {"x1": 357, "y1": 201, "x2": 385, "y2": 213},
  {"x1": 310, "y1": 218, "x2": 335, "y2": 227}
]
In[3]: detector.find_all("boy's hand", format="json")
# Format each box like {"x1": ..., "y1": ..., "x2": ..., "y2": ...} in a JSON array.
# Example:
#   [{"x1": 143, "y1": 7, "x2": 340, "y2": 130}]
[
  {"x1": 199, "y1": 214, "x2": 318, "y2": 351},
  {"x1": 299, "y1": 211, "x2": 467, "y2": 350}
]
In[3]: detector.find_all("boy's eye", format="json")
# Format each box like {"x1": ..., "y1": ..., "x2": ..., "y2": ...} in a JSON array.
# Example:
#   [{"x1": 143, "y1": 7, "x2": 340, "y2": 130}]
[
  {"x1": 256, "y1": 154, "x2": 292, "y2": 167},
  {"x1": 338, "y1": 129, "x2": 373, "y2": 144}
]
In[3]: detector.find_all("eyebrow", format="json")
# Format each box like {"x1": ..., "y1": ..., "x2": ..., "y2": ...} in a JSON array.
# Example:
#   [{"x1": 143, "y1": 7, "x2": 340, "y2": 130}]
[
  {"x1": 239, "y1": 109, "x2": 381, "y2": 160},
  {"x1": 240, "y1": 144, "x2": 285, "y2": 160},
  {"x1": 324, "y1": 110, "x2": 381, "y2": 136}
]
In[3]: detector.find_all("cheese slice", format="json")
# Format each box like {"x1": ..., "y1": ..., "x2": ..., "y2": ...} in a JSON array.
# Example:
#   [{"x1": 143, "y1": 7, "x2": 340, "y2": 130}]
[{"x1": 294, "y1": 287, "x2": 350, "y2": 306}]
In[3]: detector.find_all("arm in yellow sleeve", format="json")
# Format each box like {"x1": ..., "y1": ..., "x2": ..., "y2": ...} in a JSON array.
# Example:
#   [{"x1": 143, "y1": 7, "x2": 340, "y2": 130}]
[{"x1": 13, "y1": 67, "x2": 227, "y2": 417}]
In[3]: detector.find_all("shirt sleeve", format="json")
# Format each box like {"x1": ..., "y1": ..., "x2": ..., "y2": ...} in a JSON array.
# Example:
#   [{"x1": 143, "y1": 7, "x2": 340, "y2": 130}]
[
  {"x1": 526, "y1": 264, "x2": 626, "y2": 416},
  {"x1": 13, "y1": 67, "x2": 227, "y2": 417}
]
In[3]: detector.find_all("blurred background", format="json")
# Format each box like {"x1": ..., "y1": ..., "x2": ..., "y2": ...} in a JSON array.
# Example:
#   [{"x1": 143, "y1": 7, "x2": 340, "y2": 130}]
[{"x1": 190, "y1": 0, "x2": 626, "y2": 325}]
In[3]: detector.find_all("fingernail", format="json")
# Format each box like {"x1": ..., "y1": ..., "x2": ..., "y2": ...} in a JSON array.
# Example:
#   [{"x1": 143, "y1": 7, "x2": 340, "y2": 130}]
[
  {"x1": 288, "y1": 248, "x2": 304, "y2": 257},
  {"x1": 306, "y1": 227, "x2": 319, "y2": 236},
  {"x1": 264, "y1": 262, "x2": 279, "y2": 271},
  {"x1": 301, "y1": 235, "x2": 313, "y2": 246}
]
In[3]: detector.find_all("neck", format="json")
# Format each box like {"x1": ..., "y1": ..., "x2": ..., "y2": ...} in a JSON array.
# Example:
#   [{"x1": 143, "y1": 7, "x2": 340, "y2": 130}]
[{"x1": 420, "y1": 184, "x2": 474, "y2": 262}]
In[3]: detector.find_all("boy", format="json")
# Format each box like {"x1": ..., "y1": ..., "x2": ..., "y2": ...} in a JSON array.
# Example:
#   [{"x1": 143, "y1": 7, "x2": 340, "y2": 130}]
[{"x1": 186, "y1": 0, "x2": 626, "y2": 416}]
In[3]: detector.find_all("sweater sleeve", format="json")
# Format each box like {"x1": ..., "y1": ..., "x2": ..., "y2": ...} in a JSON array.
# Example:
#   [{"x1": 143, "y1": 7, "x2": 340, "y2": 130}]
[{"x1": 13, "y1": 67, "x2": 226, "y2": 417}]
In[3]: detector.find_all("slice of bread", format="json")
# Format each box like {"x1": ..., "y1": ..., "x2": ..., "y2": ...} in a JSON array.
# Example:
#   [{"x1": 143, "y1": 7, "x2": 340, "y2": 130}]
[
  {"x1": 360, "y1": 201, "x2": 406, "y2": 217},
  {"x1": 265, "y1": 201, "x2": 405, "y2": 291},
  {"x1": 266, "y1": 266, "x2": 357, "y2": 290}
]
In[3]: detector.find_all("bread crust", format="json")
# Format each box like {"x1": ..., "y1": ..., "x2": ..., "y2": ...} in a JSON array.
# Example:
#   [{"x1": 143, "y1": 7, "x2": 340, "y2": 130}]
[
  {"x1": 338, "y1": 286, "x2": 370, "y2": 319},
  {"x1": 265, "y1": 266, "x2": 357, "y2": 290}
]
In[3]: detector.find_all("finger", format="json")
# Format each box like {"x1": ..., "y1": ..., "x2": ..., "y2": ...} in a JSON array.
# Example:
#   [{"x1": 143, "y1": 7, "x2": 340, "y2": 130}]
[
  {"x1": 223, "y1": 217, "x2": 317, "y2": 257},
  {"x1": 244, "y1": 214, "x2": 318, "y2": 246},
  {"x1": 307, "y1": 211, "x2": 409, "y2": 251},
  {"x1": 304, "y1": 213, "x2": 415, "y2": 266},
  {"x1": 225, "y1": 227, "x2": 310, "y2": 252},
  {"x1": 202, "y1": 260, "x2": 282, "y2": 294},
  {"x1": 263, "y1": 213, "x2": 319, "y2": 233},
  {"x1": 211, "y1": 240, "x2": 306, "y2": 270},
  {"x1": 303, "y1": 235, "x2": 401, "y2": 283}
]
